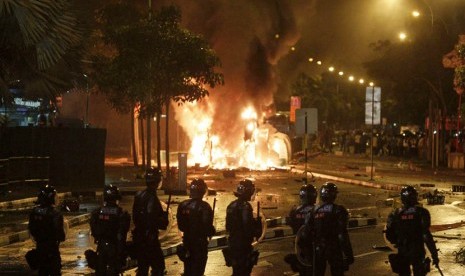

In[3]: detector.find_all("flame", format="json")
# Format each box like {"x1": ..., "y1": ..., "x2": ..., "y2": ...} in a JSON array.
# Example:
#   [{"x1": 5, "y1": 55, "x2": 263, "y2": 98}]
[{"x1": 174, "y1": 102, "x2": 288, "y2": 170}]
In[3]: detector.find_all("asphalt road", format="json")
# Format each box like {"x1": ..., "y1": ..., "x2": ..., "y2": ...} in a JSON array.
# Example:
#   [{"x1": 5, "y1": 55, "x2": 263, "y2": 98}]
[{"x1": 1, "y1": 167, "x2": 464, "y2": 275}]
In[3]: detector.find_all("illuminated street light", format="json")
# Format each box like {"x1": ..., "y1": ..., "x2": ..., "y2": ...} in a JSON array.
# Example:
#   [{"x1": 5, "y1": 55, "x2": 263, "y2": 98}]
[
  {"x1": 412, "y1": 10, "x2": 420, "y2": 17},
  {"x1": 359, "y1": 78, "x2": 365, "y2": 84},
  {"x1": 308, "y1": 58, "x2": 314, "y2": 62},
  {"x1": 348, "y1": 75, "x2": 354, "y2": 82},
  {"x1": 291, "y1": 46, "x2": 296, "y2": 51},
  {"x1": 338, "y1": 71, "x2": 344, "y2": 76},
  {"x1": 317, "y1": 60, "x2": 322, "y2": 65},
  {"x1": 369, "y1": 82, "x2": 375, "y2": 86},
  {"x1": 398, "y1": 32, "x2": 407, "y2": 41},
  {"x1": 328, "y1": 66, "x2": 335, "y2": 72}
]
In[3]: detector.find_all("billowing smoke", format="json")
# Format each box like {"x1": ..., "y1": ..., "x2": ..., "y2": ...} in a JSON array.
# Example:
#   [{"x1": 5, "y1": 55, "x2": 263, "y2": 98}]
[{"x1": 158, "y1": 0, "x2": 316, "y2": 152}]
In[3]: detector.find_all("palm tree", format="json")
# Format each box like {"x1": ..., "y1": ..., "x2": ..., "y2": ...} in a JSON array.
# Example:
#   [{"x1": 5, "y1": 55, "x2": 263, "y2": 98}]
[{"x1": 0, "y1": 0, "x2": 85, "y2": 102}]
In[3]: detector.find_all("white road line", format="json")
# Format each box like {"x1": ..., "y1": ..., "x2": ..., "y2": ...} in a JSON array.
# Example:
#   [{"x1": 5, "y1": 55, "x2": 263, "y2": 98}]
[{"x1": 355, "y1": 251, "x2": 382, "y2": 258}]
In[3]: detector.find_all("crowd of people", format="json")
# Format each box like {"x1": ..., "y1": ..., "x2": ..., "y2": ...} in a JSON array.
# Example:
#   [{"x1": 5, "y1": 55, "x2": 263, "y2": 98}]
[
  {"x1": 319, "y1": 129, "x2": 430, "y2": 159},
  {"x1": 26, "y1": 169, "x2": 439, "y2": 276}
]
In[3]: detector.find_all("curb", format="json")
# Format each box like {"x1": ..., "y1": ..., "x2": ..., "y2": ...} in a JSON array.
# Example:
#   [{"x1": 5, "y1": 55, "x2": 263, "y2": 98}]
[
  {"x1": 0, "y1": 192, "x2": 72, "y2": 210},
  {"x1": 0, "y1": 213, "x2": 91, "y2": 247},
  {"x1": 291, "y1": 168, "x2": 403, "y2": 191}
]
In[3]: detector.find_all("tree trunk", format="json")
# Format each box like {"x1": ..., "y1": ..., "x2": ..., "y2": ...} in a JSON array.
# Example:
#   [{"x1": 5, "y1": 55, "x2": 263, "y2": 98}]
[
  {"x1": 165, "y1": 100, "x2": 171, "y2": 188},
  {"x1": 146, "y1": 114, "x2": 152, "y2": 168},
  {"x1": 156, "y1": 112, "x2": 162, "y2": 169},
  {"x1": 130, "y1": 110, "x2": 138, "y2": 167},
  {"x1": 140, "y1": 116, "x2": 146, "y2": 168}
]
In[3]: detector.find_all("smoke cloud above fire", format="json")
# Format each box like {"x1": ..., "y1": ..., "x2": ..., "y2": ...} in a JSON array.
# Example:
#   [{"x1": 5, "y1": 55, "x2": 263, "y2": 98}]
[{"x1": 156, "y1": 0, "x2": 316, "y2": 152}]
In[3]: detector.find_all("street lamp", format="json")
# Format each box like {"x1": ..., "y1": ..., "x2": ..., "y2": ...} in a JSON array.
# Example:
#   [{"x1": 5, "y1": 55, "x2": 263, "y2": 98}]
[{"x1": 83, "y1": 74, "x2": 89, "y2": 128}]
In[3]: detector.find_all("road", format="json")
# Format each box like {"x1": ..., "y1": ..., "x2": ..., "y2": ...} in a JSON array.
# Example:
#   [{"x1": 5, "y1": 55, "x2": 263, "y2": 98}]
[{"x1": 0, "y1": 169, "x2": 464, "y2": 275}]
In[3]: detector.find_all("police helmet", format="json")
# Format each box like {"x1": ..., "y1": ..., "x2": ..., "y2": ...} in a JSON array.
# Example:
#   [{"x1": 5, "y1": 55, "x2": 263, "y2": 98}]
[
  {"x1": 299, "y1": 184, "x2": 318, "y2": 205},
  {"x1": 320, "y1": 182, "x2": 338, "y2": 203},
  {"x1": 400, "y1": 185, "x2": 418, "y2": 206},
  {"x1": 145, "y1": 167, "x2": 162, "y2": 187},
  {"x1": 234, "y1": 179, "x2": 255, "y2": 200},
  {"x1": 104, "y1": 184, "x2": 121, "y2": 203},
  {"x1": 36, "y1": 184, "x2": 57, "y2": 206},
  {"x1": 189, "y1": 178, "x2": 207, "y2": 199}
]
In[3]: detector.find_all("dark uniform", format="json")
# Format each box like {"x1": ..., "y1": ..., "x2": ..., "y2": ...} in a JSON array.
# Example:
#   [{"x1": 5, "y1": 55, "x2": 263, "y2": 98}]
[
  {"x1": 285, "y1": 184, "x2": 318, "y2": 276},
  {"x1": 90, "y1": 185, "x2": 130, "y2": 275},
  {"x1": 385, "y1": 185, "x2": 439, "y2": 276},
  {"x1": 304, "y1": 182, "x2": 354, "y2": 276},
  {"x1": 132, "y1": 167, "x2": 169, "y2": 276},
  {"x1": 176, "y1": 179, "x2": 215, "y2": 276},
  {"x1": 28, "y1": 185, "x2": 65, "y2": 276},
  {"x1": 225, "y1": 179, "x2": 262, "y2": 276}
]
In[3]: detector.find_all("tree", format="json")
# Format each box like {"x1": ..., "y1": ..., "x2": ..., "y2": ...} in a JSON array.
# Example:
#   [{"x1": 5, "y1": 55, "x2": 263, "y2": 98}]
[
  {"x1": 92, "y1": 2, "x2": 223, "y2": 174},
  {"x1": 0, "y1": 0, "x2": 86, "y2": 103}
]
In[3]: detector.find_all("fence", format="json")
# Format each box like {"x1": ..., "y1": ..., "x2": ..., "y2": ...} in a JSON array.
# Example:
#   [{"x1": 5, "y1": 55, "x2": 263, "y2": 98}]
[{"x1": 0, "y1": 156, "x2": 50, "y2": 187}]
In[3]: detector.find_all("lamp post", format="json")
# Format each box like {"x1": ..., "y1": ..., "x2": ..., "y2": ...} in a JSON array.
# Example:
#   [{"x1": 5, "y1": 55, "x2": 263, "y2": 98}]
[{"x1": 83, "y1": 74, "x2": 89, "y2": 128}]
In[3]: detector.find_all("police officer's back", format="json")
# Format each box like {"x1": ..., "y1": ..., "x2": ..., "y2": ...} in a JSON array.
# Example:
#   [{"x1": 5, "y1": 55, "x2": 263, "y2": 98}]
[
  {"x1": 176, "y1": 179, "x2": 215, "y2": 276},
  {"x1": 132, "y1": 167, "x2": 168, "y2": 276},
  {"x1": 28, "y1": 185, "x2": 65, "y2": 275},
  {"x1": 385, "y1": 185, "x2": 439, "y2": 275},
  {"x1": 304, "y1": 182, "x2": 354, "y2": 276},
  {"x1": 285, "y1": 184, "x2": 318, "y2": 275},
  {"x1": 225, "y1": 179, "x2": 262, "y2": 276},
  {"x1": 90, "y1": 184, "x2": 130, "y2": 275},
  {"x1": 288, "y1": 184, "x2": 318, "y2": 234}
]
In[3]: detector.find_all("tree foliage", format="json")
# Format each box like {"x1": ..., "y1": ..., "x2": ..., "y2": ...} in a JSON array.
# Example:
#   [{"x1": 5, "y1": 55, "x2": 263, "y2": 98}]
[
  {"x1": 91, "y1": 2, "x2": 223, "y2": 116},
  {"x1": 0, "y1": 0, "x2": 87, "y2": 102}
]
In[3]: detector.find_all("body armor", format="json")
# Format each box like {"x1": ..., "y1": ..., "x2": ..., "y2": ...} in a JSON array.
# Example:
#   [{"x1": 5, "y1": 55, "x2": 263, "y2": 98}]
[
  {"x1": 288, "y1": 204, "x2": 314, "y2": 234},
  {"x1": 90, "y1": 203, "x2": 130, "y2": 275},
  {"x1": 28, "y1": 205, "x2": 65, "y2": 275},
  {"x1": 305, "y1": 203, "x2": 354, "y2": 276},
  {"x1": 132, "y1": 188, "x2": 167, "y2": 276},
  {"x1": 225, "y1": 199, "x2": 262, "y2": 276},
  {"x1": 176, "y1": 197, "x2": 215, "y2": 276},
  {"x1": 386, "y1": 205, "x2": 439, "y2": 275}
]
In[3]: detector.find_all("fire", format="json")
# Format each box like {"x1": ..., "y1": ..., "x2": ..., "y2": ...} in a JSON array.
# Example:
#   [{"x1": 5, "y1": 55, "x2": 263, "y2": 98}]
[{"x1": 174, "y1": 101, "x2": 289, "y2": 170}]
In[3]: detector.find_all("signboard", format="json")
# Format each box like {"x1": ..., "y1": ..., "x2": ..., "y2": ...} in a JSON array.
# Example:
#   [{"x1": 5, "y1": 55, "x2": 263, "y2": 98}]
[
  {"x1": 365, "y1": 86, "x2": 381, "y2": 102},
  {"x1": 365, "y1": 102, "x2": 381, "y2": 125},
  {"x1": 295, "y1": 108, "x2": 318, "y2": 135},
  {"x1": 289, "y1": 96, "x2": 301, "y2": 123},
  {"x1": 365, "y1": 87, "x2": 381, "y2": 125}
]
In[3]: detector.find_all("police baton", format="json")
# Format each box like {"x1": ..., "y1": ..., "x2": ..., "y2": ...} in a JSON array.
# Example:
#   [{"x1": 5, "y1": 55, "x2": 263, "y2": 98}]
[
  {"x1": 212, "y1": 197, "x2": 217, "y2": 217},
  {"x1": 166, "y1": 193, "x2": 172, "y2": 212},
  {"x1": 436, "y1": 264, "x2": 444, "y2": 276}
]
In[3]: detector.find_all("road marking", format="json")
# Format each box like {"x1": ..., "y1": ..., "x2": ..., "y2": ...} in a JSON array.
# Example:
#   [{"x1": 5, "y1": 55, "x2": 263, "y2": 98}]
[{"x1": 355, "y1": 251, "x2": 382, "y2": 258}]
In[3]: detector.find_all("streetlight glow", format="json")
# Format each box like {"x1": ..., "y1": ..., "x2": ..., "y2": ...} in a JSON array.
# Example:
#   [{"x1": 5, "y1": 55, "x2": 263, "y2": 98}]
[
  {"x1": 317, "y1": 61, "x2": 322, "y2": 65},
  {"x1": 359, "y1": 78, "x2": 365, "y2": 84},
  {"x1": 399, "y1": 32, "x2": 407, "y2": 41},
  {"x1": 328, "y1": 66, "x2": 334, "y2": 72},
  {"x1": 412, "y1": 10, "x2": 420, "y2": 17},
  {"x1": 308, "y1": 58, "x2": 313, "y2": 62},
  {"x1": 338, "y1": 71, "x2": 344, "y2": 76},
  {"x1": 348, "y1": 76, "x2": 354, "y2": 82}
]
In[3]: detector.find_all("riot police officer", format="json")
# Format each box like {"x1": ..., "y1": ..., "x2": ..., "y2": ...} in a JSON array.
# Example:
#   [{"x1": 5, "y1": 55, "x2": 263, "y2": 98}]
[
  {"x1": 176, "y1": 178, "x2": 215, "y2": 276},
  {"x1": 28, "y1": 184, "x2": 65, "y2": 275},
  {"x1": 285, "y1": 184, "x2": 318, "y2": 275},
  {"x1": 90, "y1": 184, "x2": 130, "y2": 275},
  {"x1": 224, "y1": 179, "x2": 262, "y2": 276},
  {"x1": 132, "y1": 167, "x2": 169, "y2": 276},
  {"x1": 385, "y1": 185, "x2": 439, "y2": 276},
  {"x1": 304, "y1": 182, "x2": 354, "y2": 276}
]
